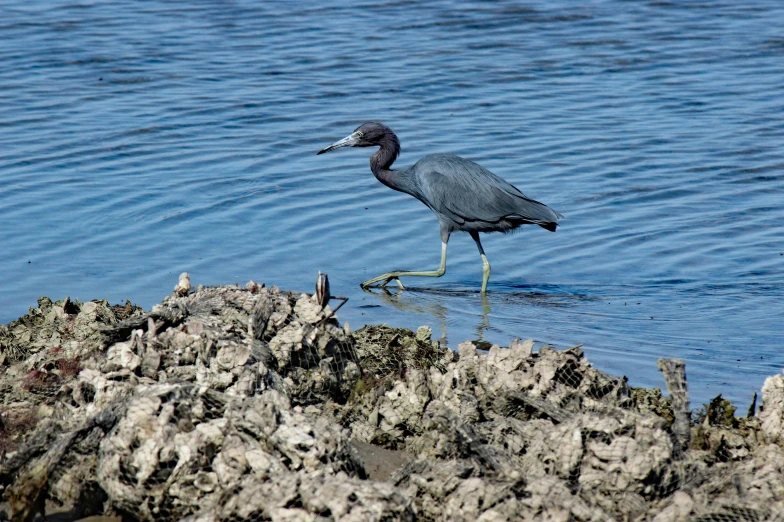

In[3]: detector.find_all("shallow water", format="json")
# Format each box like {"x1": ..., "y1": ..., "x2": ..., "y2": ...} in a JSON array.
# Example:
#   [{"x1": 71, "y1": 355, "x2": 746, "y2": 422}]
[{"x1": 2, "y1": 0, "x2": 783, "y2": 407}]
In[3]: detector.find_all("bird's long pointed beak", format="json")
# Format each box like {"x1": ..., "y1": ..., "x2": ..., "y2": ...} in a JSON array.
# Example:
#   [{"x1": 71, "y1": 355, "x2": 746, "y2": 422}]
[{"x1": 317, "y1": 132, "x2": 359, "y2": 155}]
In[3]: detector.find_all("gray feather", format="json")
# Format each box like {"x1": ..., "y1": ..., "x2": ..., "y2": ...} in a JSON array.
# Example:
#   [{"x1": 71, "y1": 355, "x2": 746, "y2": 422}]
[{"x1": 407, "y1": 154, "x2": 562, "y2": 232}]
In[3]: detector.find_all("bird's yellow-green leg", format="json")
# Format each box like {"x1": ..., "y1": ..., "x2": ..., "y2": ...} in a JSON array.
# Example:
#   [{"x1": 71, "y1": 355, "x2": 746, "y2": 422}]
[
  {"x1": 480, "y1": 253, "x2": 491, "y2": 294},
  {"x1": 470, "y1": 231, "x2": 491, "y2": 294},
  {"x1": 361, "y1": 241, "x2": 447, "y2": 289}
]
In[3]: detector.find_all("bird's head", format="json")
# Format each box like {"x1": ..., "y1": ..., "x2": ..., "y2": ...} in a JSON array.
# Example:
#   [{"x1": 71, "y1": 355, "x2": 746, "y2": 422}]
[{"x1": 317, "y1": 122, "x2": 393, "y2": 155}]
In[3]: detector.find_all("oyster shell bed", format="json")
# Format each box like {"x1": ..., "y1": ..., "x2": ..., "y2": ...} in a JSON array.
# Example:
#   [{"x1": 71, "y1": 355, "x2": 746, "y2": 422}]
[{"x1": 1, "y1": 281, "x2": 784, "y2": 522}]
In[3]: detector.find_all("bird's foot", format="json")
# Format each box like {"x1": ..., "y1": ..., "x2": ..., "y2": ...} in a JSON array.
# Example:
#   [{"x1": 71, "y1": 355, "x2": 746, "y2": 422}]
[
  {"x1": 361, "y1": 274, "x2": 405, "y2": 289},
  {"x1": 384, "y1": 277, "x2": 405, "y2": 289}
]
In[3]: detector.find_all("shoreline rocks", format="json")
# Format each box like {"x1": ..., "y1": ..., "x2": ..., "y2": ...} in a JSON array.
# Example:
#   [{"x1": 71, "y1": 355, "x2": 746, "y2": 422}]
[{"x1": 1, "y1": 277, "x2": 783, "y2": 521}]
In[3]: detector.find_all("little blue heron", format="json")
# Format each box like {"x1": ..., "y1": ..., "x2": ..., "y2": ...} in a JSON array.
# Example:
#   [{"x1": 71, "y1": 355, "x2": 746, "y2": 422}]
[{"x1": 317, "y1": 122, "x2": 562, "y2": 293}]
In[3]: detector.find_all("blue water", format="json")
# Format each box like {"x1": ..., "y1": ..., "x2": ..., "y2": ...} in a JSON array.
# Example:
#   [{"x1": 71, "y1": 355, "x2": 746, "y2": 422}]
[{"x1": 1, "y1": 0, "x2": 783, "y2": 407}]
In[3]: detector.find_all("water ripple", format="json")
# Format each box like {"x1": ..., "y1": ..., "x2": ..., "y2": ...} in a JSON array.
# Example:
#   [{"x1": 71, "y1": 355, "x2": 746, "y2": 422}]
[{"x1": 1, "y1": 0, "x2": 783, "y2": 406}]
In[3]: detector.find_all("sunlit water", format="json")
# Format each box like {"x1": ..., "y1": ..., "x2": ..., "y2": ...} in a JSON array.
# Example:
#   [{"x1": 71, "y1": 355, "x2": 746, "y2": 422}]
[{"x1": 2, "y1": 0, "x2": 783, "y2": 407}]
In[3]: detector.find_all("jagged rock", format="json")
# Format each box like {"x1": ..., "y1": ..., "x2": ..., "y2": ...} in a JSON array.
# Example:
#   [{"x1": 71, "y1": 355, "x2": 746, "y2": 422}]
[
  {"x1": 104, "y1": 341, "x2": 141, "y2": 372},
  {"x1": 174, "y1": 272, "x2": 192, "y2": 297},
  {"x1": 2, "y1": 279, "x2": 784, "y2": 522},
  {"x1": 760, "y1": 372, "x2": 784, "y2": 444}
]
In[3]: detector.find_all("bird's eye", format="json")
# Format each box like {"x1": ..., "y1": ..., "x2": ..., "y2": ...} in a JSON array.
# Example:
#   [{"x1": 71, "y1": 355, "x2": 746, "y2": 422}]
[{"x1": 356, "y1": 132, "x2": 363, "y2": 139}]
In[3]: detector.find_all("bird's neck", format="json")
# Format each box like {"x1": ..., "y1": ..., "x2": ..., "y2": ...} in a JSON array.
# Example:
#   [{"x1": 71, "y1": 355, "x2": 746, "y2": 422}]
[{"x1": 369, "y1": 132, "x2": 401, "y2": 179}]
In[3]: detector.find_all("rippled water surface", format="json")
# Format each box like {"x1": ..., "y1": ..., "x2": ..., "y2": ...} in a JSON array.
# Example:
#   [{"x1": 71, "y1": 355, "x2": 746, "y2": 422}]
[{"x1": 2, "y1": 0, "x2": 783, "y2": 406}]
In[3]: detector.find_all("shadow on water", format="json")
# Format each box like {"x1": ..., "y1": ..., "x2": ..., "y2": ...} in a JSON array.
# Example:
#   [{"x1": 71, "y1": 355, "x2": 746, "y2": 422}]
[
  {"x1": 365, "y1": 283, "x2": 596, "y2": 305},
  {"x1": 360, "y1": 283, "x2": 597, "y2": 346}
]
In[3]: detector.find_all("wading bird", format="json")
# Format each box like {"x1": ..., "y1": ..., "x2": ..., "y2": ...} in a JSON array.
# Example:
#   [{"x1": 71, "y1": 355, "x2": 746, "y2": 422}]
[{"x1": 317, "y1": 122, "x2": 562, "y2": 293}]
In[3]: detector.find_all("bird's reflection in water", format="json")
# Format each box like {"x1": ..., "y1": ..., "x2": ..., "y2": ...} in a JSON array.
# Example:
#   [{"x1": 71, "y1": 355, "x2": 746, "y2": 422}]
[{"x1": 361, "y1": 284, "x2": 586, "y2": 348}]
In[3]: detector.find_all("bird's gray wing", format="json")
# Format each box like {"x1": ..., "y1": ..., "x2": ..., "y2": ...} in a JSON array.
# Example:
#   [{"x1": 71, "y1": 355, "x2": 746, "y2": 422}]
[{"x1": 414, "y1": 156, "x2": 560, "y2": 225}]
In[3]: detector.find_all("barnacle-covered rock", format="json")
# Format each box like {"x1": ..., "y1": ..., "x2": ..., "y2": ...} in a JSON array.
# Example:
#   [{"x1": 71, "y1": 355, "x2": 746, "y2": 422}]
[
  {"x1": 2, "y1": 278, "x2": 784, "y2": 522},
  {"x1": 760, "y1": 372, "x2": 784, "y2": 444},
  {"x1": 104, "y1": 341, "x2": 142, "y2": 372}
]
